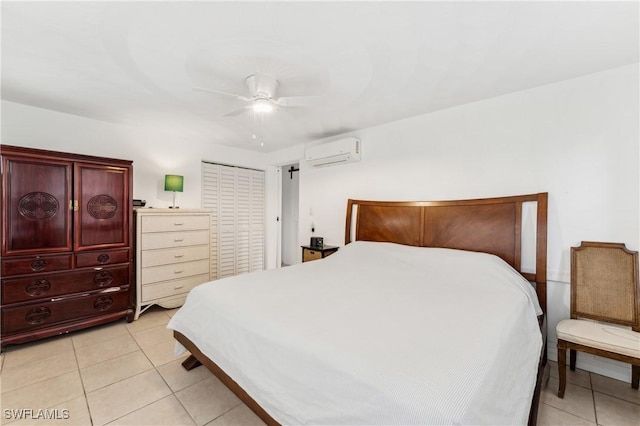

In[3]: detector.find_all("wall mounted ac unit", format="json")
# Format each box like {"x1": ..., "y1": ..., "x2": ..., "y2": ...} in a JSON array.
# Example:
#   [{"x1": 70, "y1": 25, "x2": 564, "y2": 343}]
[{"x1": 305, "y1": 137, "x2": 361, "y2": 167}]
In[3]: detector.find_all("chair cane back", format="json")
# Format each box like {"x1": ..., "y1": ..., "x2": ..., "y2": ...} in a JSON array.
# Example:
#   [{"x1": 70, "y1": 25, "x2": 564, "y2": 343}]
[{"x1": 556, "y1": 241, "x2": 640, "y2": 398}]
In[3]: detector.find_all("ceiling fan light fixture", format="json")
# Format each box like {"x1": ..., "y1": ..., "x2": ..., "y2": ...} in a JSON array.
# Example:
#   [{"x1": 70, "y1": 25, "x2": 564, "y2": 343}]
[{"x1": 253, "y1": 98, "x2": 273, "y2": 113}]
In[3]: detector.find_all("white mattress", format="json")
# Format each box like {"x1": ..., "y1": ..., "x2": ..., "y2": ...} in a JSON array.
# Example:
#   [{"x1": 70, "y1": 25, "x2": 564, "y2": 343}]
[{"x1": 168, "y1": 241, "x2": 543, "y2": 425}]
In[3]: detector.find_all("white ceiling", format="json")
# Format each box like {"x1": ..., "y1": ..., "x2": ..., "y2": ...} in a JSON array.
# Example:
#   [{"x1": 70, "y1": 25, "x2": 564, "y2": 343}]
[{"x1": 2, "y1": 1, "x2": 638, "y2": 152}]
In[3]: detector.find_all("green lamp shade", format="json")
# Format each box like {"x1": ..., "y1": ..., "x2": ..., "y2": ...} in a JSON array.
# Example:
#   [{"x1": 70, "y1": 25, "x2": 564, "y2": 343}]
[{"x1": 164, "y1": 175, "x2": 184, "y2": 192}]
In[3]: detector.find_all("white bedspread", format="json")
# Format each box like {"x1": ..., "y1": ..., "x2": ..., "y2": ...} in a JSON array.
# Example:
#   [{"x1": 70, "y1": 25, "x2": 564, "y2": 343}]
[{"x1": 168, "y1": 241, "x2": 542, "y2": 425}]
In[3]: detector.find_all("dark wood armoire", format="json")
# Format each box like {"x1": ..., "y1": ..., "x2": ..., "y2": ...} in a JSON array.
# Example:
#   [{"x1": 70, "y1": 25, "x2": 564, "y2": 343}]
[{"x1": 1, "y1": 145, "x2": 134, "y2": 350}]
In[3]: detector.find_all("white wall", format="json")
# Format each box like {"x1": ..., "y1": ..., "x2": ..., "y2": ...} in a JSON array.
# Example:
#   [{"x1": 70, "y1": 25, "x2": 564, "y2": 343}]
[
  {"x1": 3, "y1": 63, "x2": 638, "y2": 381},
  {"x1": 270, "y1": 63, "x2": 640, "y2": 381},
  {"x1": 1, "y1": 100, "x2": 269, "y2": 209}
]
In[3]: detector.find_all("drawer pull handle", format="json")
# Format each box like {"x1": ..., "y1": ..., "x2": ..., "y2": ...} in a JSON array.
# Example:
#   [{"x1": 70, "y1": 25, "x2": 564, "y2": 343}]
[
  {"x1": 94, "y1": 295, "x2": 114, "y2": 311},
  {"x1": 174, "y1": 238, "x2": 184, "y2": 242},
  {"x1": 174, "y1": 254, "x2": 185, "y2": 258},
  {"x1": 174, "y1": 222, "x2": 184, "y2": 226},
  {"x1": 94, "y1": 270, "x2": 114, "y2": 287},
  {"x1": 26, "y1": 307, "x2": 51, "y2": 324},
  {"x1": 97, "y1": 254, "x2": 110, "y2": 264},
  {"x1": 174, "y1": 270, "x2": 184, "y2": 274},
  {"x1": 26, "y1": 279, "x2": 51, "y2": 297},
  {"x1": 174, "y1": 285, "x2": 184, "y2": 290},
  {"x1": 31, "y1": 259, "x2": 47, "y2": 271}
]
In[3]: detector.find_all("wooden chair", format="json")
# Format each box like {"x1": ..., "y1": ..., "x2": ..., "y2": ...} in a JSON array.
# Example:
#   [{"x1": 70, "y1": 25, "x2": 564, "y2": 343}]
[{"x1": 556, "y1": 241, "x2": 640, "y2": 398}]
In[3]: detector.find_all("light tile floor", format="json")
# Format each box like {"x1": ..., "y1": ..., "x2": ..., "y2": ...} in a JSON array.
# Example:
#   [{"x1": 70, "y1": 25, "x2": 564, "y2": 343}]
[
  {"x1": 0, "y1": 307, "x2": 263, "y2": 426},
  {"x1": 1, "y1": 308, "x2": 638, "y2": 425}
]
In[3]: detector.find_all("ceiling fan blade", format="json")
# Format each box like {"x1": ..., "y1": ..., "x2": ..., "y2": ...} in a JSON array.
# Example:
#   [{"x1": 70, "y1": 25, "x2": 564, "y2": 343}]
[
  {"x1": 223, "y1": 105, "x2": 251, "y2": 117},
  {"x1": 274, "y1": 96, "x2": 322, "y2": 107},
  {"x1": 193, "y1": 86, "x2": 250, "y2": 101}
]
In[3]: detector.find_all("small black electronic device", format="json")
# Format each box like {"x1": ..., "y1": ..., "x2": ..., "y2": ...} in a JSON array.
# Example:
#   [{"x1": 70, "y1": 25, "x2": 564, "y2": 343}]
[
  {"x1": 310, "y1": 237, "x2": 324, "y2": 249},
  {"x1": 133, "y1": 199, "x2": 146, "y2": 207}
]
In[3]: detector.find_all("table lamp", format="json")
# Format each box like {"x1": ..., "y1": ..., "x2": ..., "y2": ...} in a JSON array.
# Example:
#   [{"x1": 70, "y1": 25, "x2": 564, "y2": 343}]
[{"x1": 164, "y1": 174, "x2": 183, "y2": 208}]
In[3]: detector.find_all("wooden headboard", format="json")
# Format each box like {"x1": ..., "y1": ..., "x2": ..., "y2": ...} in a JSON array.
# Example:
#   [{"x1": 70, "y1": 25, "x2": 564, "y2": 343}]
[{"x1": 345, "y1": 193, "x2": 548, "y2": 313}]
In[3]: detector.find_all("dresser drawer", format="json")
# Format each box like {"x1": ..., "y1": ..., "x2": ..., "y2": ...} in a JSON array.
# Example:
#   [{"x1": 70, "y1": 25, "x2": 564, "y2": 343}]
[
  {"x1": 141, "y1": 230, "x2": 210, "y2": 250},
  {"x1": 2, "y1": 265, "x2": 131, "y2": 305},
  {"x1": 141, "y1": 259, "x2": 210, "y2": 285},
  {"x1": 141, "y1": 274, "x2": 209, "y2": 302},
  {"x1": 303, "y1": 249, "x2": 323, "y2": 262},
  {"x1": 141, "y1": 245, "x2": 209, "y2": 268},
  {"x1": 76, "y1": 249, "x2": 130, "y2": 268},
  {"x1": 141, "y1": 215, "x2": 209, "y2": 233},
  {"x1": 1, "y1": 254, "x2": 72, "y2": 277},
  {"x1": 2, "y1": 288, "x2": 130, "y2": 334}
]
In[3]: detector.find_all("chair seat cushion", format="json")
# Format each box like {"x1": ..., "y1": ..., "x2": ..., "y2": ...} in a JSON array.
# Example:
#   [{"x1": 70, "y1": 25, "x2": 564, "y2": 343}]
[{"x1": 556, "y1": 319, "x2": 640, "y2": 358}]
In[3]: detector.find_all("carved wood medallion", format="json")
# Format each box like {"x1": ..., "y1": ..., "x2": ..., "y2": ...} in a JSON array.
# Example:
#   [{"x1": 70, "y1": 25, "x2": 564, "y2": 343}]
[
  {"x1": 25, "y1": 307, "x2": 51, "y2": 324},
  {"x1": 87, "y1": 195, "x2": 117, "y2": 219},
  {"x1": 93, "y1": 271, "x2": 114, "y2": 287},
  {"x1": 18, "y1": 192, "x2": 59, "y2": 220},
  {"x1": 26, "y1": 279, "x2": 51, "y2": 296},
  {"x1": 93, "y1": 295, "x2": 114, "y2": 310}
]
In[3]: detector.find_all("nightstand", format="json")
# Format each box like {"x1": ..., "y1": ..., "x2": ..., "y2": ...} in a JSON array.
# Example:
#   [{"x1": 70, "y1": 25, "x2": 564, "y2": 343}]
[{"x1": 301, "y1": 245, "x2": 339, "y2": 262}]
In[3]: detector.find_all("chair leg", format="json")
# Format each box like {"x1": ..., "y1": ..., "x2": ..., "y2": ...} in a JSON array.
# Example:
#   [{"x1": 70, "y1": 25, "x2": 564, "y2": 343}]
[
  {"x1": 632, "y1": 365, "x2": 639, "y2": 390},
  {"x1": 569, "y1": 349, "x2": 577, "y2": 371},
  {"x1": 557, "y1": 346, "x2": 567, "y2": 398}
]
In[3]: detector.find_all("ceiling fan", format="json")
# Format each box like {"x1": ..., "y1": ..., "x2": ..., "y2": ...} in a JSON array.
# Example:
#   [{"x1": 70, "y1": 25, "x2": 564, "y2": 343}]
[{"x1": 193, "y1": 72, "x2": 319, "y2": 117}]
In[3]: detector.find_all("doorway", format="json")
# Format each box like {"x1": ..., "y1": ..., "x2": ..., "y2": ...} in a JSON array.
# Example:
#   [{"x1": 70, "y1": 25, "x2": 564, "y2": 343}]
[{"x1": 280, "y1": 163, "x2": 299, "y2": 266}]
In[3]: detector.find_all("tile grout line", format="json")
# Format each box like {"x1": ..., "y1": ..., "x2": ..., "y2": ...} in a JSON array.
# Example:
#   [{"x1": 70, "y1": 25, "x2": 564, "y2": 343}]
[
  {"x1": 206, "y1": 402, "x2": 244, "y2": 426},
  {"x1": 158, "y1": 308, "x2": 229, "y2": 425},
  {"x1": 159, "y1": 309, "x2": 201, "y2": 426},
  {"x1": 0, "y1": 351, "x2": 77, "y2": 395},
  {"x1": 72, "y1": 333, "x2": 96, "y2": 426},
  {"x1": 137, "y1": 312, "x2": 198, "y2": 425},
  {"x1": 589, "y1": 371, "x2": 599, "y2": 426},
  {"x1": 120, "y1": 311, "x2": 201, "y2": 426}
]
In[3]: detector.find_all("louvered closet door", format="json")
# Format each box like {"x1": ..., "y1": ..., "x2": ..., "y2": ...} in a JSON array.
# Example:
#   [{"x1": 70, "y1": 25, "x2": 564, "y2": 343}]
[
  {"x1": 219, "y1": 166, "x2": 237, "y2": 278},
  {"x1": 236, "y1": 168, "x2": 250, "y2": 274},
  {"x1": 249, "y1": 170, "x2": 265, "y2": 272},
  {"x1": 202, "y1": 162, "x2": 265, "y2": 280},
  {"x1": 201, "y1": 164, "x2": 219, "y2": 280}
]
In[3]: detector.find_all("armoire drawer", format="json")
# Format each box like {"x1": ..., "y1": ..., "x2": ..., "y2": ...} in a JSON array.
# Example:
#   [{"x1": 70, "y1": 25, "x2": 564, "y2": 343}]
[
  {"x1": 141, "y1": 259, "x2": 210, "y2": 285},
  {"x1": 1, "y1": 264, "x2": 131, "y2": 304},
  {"x1": 1, "y1": 254, "x2": 73, "y2": 277},
  {"x1": 140, "y1": 230, "x2": 210, "y2": 250},
  {"x1": 141, "y1": 215, "x2": 210, "y2": 233},
  {"x1": 1, "y1": 288, "x2": 130, "y2": 334},
  {"x1": 141, "y1": 274, "x2": 209, "y2": 302},
  {"x1": 141, "y1": 245, "x2": 209, "y2": 268},
  {"x1": 76, "y1": 249, "x2": 130, "y2": 267}
]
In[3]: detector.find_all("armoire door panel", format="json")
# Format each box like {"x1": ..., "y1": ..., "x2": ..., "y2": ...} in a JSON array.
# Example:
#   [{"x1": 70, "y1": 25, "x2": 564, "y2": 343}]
[
  {"x1": 2, "y1": 157, "x2": 72, "y2": 255},
  {"x1": 74, "y1": 163, "x2": 130, "y2": 251}
]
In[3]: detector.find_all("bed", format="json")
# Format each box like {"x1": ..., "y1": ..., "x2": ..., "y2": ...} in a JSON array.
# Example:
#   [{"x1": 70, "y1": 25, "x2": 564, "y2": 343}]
[{"x1": 168, "y1": 193, "x2": 548, "y2": 425}]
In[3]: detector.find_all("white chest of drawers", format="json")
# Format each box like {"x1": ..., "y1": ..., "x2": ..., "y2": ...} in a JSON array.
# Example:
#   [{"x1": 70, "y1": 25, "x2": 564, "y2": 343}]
[{"x1": 134, "y1": 209, "x2": 211, "y2": 319}]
